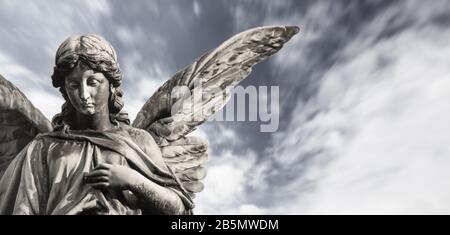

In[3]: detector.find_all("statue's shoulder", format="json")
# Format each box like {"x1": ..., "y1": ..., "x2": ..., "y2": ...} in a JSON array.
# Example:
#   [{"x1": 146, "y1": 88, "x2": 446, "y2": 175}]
[
  {"x1": 34, "y1": 129, "x2": 72, "y2": 142},
  {"x1": 33, "y1": 131, "x2": 60, "y2": 143},
  {"x1": 121, "y1": 125, "x2": 166, "y2": 166},
  {"x1": 121, "y1": 125, "x2": 158, "y2": 149},
  {"x1": 20, "y1": 131, "x2": 63, "y2": 152}
]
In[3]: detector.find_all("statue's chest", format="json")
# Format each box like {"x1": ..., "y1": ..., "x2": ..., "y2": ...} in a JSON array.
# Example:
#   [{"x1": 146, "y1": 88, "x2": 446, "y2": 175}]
[
  {"x1": 47, "y1": 140, "x2": 127, "y2": 180},
  {"x1": 96, "y1": 148, "x2": 127, "y2": 165}
]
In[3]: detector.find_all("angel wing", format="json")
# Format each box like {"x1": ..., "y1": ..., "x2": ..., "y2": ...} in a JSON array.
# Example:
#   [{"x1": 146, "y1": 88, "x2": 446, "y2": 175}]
[
  {"x1": 0, "y1": 74, "x2": 53, "y2": 179},
  {"x1": 132, "y1": 25, "x2": 300, "y2": 197}
]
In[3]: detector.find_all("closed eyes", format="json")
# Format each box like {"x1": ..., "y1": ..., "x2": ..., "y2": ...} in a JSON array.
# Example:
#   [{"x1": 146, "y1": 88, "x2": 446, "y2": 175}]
[{"x1": 87, "y1": 76, "x2": 103, "y2": 86}]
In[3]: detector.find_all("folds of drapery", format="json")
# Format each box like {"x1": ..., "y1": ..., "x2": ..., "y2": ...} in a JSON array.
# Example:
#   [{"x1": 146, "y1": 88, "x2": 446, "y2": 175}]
[{"x1": 0, "y1": 126, "x2": 194, "y2": 214}]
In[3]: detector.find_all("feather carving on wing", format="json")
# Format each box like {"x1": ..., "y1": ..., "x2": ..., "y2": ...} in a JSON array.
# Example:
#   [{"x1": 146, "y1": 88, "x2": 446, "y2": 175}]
[
  {"x1": 132, "y1": 26, "x2": 300, "y2": 196},
  {"x1": 0, "y1": 75, "x2": 53, "y2": 178}
]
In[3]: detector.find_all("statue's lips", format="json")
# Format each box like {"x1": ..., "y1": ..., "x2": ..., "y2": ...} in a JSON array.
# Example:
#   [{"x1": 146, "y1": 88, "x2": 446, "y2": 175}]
[{"x1": 81, "y1": 103, "x2": 94, "y2": 108}]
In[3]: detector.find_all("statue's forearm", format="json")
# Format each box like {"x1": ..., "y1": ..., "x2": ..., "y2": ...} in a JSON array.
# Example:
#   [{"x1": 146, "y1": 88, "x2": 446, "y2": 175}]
[{"x1": 129, "y1": 175, "x2": 187, "y2": 215}]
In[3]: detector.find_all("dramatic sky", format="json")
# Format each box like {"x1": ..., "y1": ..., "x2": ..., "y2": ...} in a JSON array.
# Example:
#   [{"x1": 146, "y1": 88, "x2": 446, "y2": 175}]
[{"x1": 1, "y1": 0, "x2": 450, "y2": 214}]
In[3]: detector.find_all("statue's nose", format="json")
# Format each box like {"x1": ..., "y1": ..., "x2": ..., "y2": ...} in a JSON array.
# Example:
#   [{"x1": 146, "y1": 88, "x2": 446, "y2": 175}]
[{"x1": 79, "y1": 83, "x2": 90, "y2": 101}]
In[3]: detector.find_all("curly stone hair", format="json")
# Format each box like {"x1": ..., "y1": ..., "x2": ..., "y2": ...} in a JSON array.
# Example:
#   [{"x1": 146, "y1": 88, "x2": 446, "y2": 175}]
[{"x1": 51, "y1": 34, "x2": 130, "y2": 129}]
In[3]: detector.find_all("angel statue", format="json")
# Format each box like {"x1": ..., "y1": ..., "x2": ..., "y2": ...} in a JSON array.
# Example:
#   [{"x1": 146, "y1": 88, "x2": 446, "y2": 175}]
[{"x1": 0, "y1": 26, "x2": 299, "y2": 215}]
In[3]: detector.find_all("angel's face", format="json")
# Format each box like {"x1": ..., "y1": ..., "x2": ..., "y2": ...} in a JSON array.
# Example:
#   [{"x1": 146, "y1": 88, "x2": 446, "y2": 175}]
[{"x1": 64, "y1": 62, "x2": 113, "y2": 116}]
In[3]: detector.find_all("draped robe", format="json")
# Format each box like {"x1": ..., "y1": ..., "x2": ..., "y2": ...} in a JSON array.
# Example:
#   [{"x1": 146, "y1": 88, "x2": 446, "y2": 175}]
[{"x1": 0, "y1": 125, "x2": 194, "y2": 215}]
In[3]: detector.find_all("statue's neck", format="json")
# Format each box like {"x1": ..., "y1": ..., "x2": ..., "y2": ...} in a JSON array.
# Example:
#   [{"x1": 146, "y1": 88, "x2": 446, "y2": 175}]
[{"x1": 73, "y1": 111, "x2": 117, "y2": 132}]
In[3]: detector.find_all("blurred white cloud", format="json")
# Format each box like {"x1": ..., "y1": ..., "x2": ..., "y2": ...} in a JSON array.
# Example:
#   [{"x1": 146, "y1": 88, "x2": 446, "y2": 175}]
[
  {"x1": 195, "y1": 149, "x2": 260, "y2": 214},
  {"x1": 193, "y1": 0, "x2": 202, "y2": 17},
  {"x1": 1, "y1": 0, "x2": 449, "y2": 215},
  {"x1": 0, "y1": 52, "x2": 63, "y2": 118},
  {"x1": 266, "y1": 0, "x2": 450, "y2": 214},
  {"x1": 294, "y1": 28, "x2": 450, "y2": 214},
  {"x1": 0, "y1": 0, "x2": 113, "y2": 119}
]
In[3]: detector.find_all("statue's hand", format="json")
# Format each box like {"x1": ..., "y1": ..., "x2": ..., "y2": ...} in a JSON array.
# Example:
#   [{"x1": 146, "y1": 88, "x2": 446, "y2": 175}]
[{"x1": 85, "y1": 163, "x2": 142, "y2": 190}]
